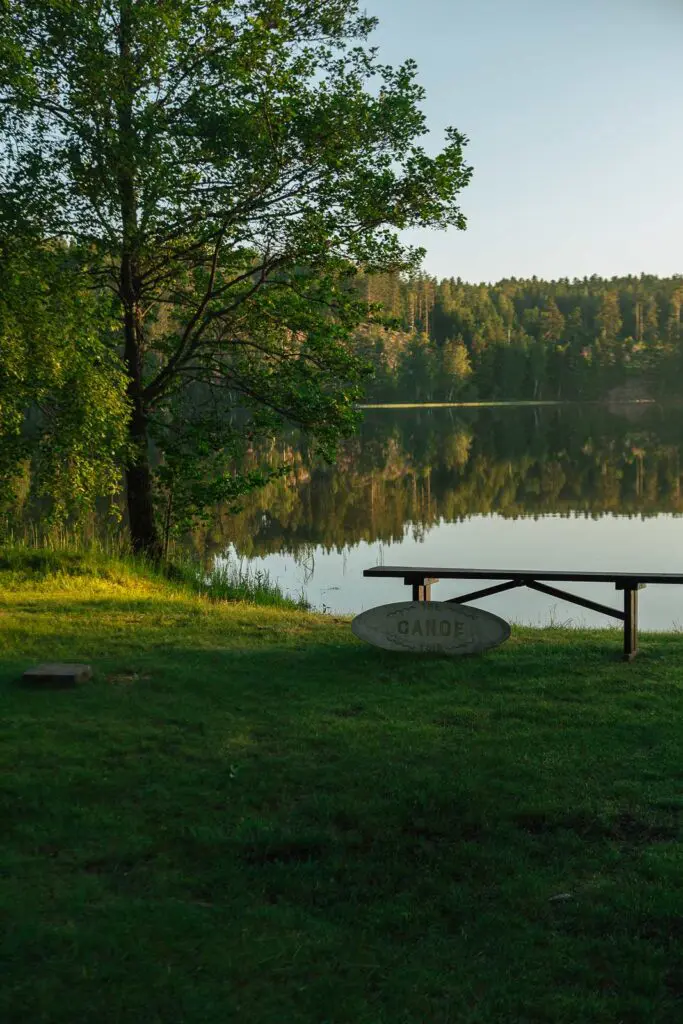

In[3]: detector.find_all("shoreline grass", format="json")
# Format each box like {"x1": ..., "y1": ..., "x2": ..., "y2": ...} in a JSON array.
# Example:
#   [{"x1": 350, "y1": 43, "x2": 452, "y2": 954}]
[
  {"x1": 357, "y1": 399, "x2": 659, "y2": 410},
  {"x1": 0, "y1": 542, "x2": 305, "y2": 610},
  {"x1": 3, "y1": 556, "x2": 683, "y2": 1022}
]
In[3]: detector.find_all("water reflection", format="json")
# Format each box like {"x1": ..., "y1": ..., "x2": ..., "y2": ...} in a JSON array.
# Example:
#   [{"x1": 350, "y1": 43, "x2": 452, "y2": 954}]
[{"x1": 209, "y1": 405, "x2": 683, "y2": 627}]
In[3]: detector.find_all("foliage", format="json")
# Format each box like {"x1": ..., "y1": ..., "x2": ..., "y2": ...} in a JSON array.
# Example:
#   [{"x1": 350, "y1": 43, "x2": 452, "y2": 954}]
[
  {"x1": 0, "y1": 240, "x2": 130, "y2": 523},
  {"x1": 0, "y1": 0, "x2": 472, "y2": 554},
  {"x1": 355, "y1": 272, "x2": 683, "y2": 402}
]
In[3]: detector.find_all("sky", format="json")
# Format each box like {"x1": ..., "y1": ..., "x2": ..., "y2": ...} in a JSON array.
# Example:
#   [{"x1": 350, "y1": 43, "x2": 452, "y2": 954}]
[{"x1": 363, "y1": 0, "x2": 683, "y2": 283}]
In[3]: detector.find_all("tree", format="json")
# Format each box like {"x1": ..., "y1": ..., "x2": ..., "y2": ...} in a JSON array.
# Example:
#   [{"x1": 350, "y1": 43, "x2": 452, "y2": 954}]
[
  {"x1": 499, "y1": 337, "x2": 527, "y2": 399},
  {"x1": 441, "y1": 337, "x2": 472, "y2": 400},
  {"x1": 397, "y1": 332, "x2": 437, "y2": 402},
  {"x1": 0, "y1": 0, "x2": 472, "y2": 557},
  {"x1": 527, "y1": 339, "x2": 548, "y2": 399},
  {"x1": 540, "y1": 298, "x2": 565, "y2": 345},
  {"x1": 667, "y1": 289, "x2": 683, "y2": 347},
  {"x1": 595, "y1": 291, "x2": 623, "y2": 365},
  {"x1": 0, "y1": 238, "x2": 129, "y2": 527}
]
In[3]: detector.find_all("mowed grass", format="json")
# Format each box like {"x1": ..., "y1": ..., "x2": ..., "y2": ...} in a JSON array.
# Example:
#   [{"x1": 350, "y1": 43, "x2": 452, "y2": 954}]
[{"x1": 3, "y1": 556, "x2": 683, "y2": 1023}]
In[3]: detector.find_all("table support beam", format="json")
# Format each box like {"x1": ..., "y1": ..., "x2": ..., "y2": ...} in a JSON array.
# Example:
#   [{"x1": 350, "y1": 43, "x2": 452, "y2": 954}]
[
  {"x1": 447, "y1": 579, "x2": 525, "y2": 604},
  {"x1": 525, "y1": 580, "x2": 624, "y2": 621}
]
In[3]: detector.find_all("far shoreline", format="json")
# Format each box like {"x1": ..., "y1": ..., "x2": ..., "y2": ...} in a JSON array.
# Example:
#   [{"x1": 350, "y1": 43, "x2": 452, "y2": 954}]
[{"x1": 357, "y1": 399, "x2": 660, "y2": 410}]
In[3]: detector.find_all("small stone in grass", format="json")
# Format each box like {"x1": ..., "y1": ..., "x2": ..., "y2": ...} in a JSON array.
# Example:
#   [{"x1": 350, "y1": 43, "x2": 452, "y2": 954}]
[
  {"x1": 22, "y1": 663, "x2": 92, "y2": 687},
  {"x1": 548, "y1": 892, "x2": 573, "y2": 902}
]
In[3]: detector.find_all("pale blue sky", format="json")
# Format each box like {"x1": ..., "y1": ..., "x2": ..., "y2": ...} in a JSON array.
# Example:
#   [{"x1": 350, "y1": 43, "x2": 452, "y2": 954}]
[{"x1": 364, "y1": 0, "x2": 683, "y2": 282}]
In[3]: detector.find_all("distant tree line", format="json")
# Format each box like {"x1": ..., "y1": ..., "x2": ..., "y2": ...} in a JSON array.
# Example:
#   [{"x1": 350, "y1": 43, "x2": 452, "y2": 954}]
[{"x1": 353, "y1": 273, "x2": 683, "y2": 402}]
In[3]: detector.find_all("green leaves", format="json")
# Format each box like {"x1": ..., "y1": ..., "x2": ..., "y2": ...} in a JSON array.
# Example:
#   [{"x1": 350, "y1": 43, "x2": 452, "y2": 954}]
[
  {"x1": 0, "y1": 241, "x2": 130, "y2": 525},
  {"x1": 0, "y1": 0, "x2": 472, "y2": 550}
]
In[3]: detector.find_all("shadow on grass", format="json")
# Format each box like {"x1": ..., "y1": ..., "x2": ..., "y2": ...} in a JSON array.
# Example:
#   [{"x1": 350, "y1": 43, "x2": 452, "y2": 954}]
[
  {"x1": 4, "y1": 629, "x2": 683, "y2": 1023},
  {"x1": 0, "y1": 631, "x2": 657, "y2": 688},
  {"x1": 2, "y1": 613, "x2": 682, "y2": 699}
]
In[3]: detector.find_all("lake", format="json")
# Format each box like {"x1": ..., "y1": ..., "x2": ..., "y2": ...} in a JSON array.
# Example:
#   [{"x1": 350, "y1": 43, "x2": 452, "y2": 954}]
[{"x1": 215, "y1": 403, "x2": 683, "y2": 630}]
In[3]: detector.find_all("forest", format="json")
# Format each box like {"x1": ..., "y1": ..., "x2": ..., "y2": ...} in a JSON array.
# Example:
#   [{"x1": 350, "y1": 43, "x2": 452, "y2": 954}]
[
  {"x1": 354, "y1": 272, "x2": 683, "y2": 402},
  {"x1": 0, "y1": 0, "x2": 472, "y2": 556}
]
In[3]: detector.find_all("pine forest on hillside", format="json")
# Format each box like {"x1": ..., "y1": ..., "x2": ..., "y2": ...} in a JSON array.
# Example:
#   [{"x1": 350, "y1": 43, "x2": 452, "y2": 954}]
[{"x1": 355, "y1": 273, "x2": 683, "y2": 402}]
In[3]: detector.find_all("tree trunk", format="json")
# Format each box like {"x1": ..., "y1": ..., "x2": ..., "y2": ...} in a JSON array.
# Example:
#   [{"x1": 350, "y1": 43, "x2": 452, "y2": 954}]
[
  {"x1": 118, "y1": 0, "x2": 162, "y2": 561},
  {"x1": 125, "y1": 397, "x2": 161, "y2": 560},
  {"x1": 121, "y1": 259, "x2": 161, "y2": 560}
]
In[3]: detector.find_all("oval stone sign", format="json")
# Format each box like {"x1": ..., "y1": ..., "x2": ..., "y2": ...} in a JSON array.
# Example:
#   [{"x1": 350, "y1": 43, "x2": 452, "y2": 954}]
[{"x1": 352, "y1": 601, "x2": 510, "y2": 655}]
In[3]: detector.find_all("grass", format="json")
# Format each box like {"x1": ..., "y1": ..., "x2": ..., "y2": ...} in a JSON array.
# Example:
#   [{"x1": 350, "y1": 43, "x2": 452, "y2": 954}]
[
  {"x1": 169, "y1": 552, "x2": 309, "y2": 610},
  {"x1": 3, "y1": 554, "x2": 683, "y2": 1022},
  {"x1": 0, "y1": 543, "x2": 304, "y2": 610},
  {"x1": 356, "y1": 400, "x2": 658, "y2": 409}
]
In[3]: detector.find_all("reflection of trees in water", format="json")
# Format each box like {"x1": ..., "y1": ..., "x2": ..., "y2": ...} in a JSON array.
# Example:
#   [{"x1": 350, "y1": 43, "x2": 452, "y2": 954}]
[
  {"x1": 295, "y1": 546, "x2": 315, "y2": 584},
  {"x1": 205, "y1": 406, "x2": 683, "y2": 558}
]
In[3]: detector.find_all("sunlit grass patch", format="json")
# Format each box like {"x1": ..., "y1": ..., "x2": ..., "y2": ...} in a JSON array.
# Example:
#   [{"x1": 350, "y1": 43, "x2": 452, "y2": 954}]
[{"x1": 0, "y1": 542, "x2": 306, "y2": 609}]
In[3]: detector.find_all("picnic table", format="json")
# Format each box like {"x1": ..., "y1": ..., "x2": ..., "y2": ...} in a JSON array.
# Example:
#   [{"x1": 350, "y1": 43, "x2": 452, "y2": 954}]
[{"x1": 363, "y1": 566, "x2": 683, "y2": 660}]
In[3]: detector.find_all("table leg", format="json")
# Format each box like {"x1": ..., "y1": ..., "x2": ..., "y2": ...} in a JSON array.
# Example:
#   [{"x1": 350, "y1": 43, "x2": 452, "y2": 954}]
[
  {"x1": 623, "y1": 587, "x2": 638, "y2": 661},
  {"x1": 412, "y1": 579, "x2": 431, "y2": 602}
]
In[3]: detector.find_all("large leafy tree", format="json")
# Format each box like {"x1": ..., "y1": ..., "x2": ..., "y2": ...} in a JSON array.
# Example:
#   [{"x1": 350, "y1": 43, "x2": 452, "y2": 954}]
[
  {"x1": 0, "y1": 238, "x2": 130, "y2": 527},
  {"x1": 0, "y1": 0, "x2": 472, "y2": 557}
]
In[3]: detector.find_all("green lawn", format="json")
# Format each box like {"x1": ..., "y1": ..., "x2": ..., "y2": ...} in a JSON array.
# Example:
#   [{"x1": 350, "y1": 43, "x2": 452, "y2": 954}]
[{"x1": 2, "y1": 554, "x2": 683, "y2": 1023}]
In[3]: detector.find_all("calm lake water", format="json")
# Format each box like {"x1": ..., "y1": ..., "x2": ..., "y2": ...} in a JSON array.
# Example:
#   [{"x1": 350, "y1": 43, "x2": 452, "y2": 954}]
[{"x1": 216, "y1": 403, "x2": 683, "y2": 630}]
